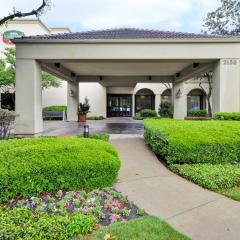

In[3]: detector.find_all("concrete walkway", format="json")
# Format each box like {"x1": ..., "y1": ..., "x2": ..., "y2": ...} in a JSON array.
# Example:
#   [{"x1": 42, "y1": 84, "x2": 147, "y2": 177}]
[{"x1": 111, "y1": 136, "x2": 240, "y2": 240}]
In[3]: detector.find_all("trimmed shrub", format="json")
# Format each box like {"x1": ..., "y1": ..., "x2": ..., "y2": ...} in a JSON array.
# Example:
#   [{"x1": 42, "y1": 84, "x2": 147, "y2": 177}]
[
  {"x1": 187, "y1": 109, "x2": 207, "y2": 117},
  {"x1": 0, "y1": 137, "x2": 121, "y2": 202},
  {"x1": 140, "y1": 109, "x2": 157, "y2": 118},
  {"x1": 0, "y1": 109, "x2": 15, "y2": 140},
  {"x1": 213, "y1": 112, "x2": 240, "y2": 121},
  {"x1": 78, "y1": 133, "x2": 110, "y2": 142},
  {"x1": 43, "y1": 105, "x2": 67, "y2": 112},
  {"x1": 144, "y1": 119, "x2": 240, "y2": 165},
  {"x1": 133, "y1": 112, "x2": 144, "y2": 120},
  {"x1": 159, "y1": 102, "x2": 173, "y2": 118},
  {"x1": 170, "y1": 164, "x2": 240, "y2": 191},
  {"x1": 0, "y1": 207, "x2": 97, "y2": 239}
]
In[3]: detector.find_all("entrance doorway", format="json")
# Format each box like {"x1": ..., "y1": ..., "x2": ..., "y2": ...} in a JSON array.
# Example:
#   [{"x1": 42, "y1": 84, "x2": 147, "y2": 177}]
[{"x1": 107, "y1": 94, "x2": 132, "y2": 117}]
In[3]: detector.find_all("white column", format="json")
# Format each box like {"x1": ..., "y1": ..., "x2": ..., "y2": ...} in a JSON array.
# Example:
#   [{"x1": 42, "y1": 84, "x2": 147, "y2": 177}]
[
  {"x1": 15, "y1": 59, "x2": 43, "y2": 136},
  {"x1": 67, "y1": 81, "x2": 79, "y2": 121},
  {"x1": 173, "y1": 81, "x2": 187, "y2": 119},
  {"x1": 155, "y1": 94, "x2": 161, "y2": 113},
  {"x1": 132, "y1": 94, "x2": 135, "y2": 117},
  {"x1": 212, "y1": 59, "x2": 240, "y2": 113}
]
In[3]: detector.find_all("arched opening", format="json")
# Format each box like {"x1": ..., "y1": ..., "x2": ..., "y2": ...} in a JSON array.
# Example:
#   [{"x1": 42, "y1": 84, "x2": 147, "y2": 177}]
[
  {"x1": 161, "y1": 89, "x2": 172, "y2": 103},
  {"x1": 135, "y1": 88, "x2": 155, "y2": 113},
  {"x1": 187, "y1": 89, "x2": 206, "y2": 112}
]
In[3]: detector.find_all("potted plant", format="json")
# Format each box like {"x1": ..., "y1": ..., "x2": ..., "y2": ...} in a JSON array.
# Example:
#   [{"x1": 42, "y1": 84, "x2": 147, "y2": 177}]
[{"x1": 78, "y1": 97, "x2": 90, "y2": 122}]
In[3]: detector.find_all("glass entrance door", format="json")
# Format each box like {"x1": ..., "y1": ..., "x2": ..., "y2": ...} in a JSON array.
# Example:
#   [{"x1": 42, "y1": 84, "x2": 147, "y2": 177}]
[{"x1": 107, "y1": 94, "x2": 132, "y2": 117}]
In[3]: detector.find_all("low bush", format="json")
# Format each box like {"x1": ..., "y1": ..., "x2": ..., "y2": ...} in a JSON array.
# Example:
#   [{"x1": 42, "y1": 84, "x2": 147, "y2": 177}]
[
  {"x1": 43, "y1": 105, "x2": 67, "y2": 112},
  {"x1": 0, "y1": 207, "x2": 96, "y2": 239},
  {"x1": 78, "y1": 133, "x2": 110, "y2": 142},
  {"x1": 0, "y1": 109, "x2": 15, "y2": 140},
  {"x1": 213, "y1": 112, "x2": 240, "y2": 121},
  {"x1": 140, "y1": 109, "x2": 157, "y2": 118},
  {"x1": 170, "y1": 164, "x2": 240, "y2": 191},
  {"x1": 159, "y1": 102, "x2": 173, "y2": 118},
  {"x1": 133, "y1": 112, "x2": 144, "y2": 120},
  {"x1": 87, "y1": 116, "x2": 105, "y2": 120},
  {"x1": 0, "y1": 137, "x2": 120, "y2": 202},
  {"x1": 187, "y1": 109, "x2": 207, "y2": 117},
  {"x1": 144, "y1": 119, "x2": 240, "y2": 165}
]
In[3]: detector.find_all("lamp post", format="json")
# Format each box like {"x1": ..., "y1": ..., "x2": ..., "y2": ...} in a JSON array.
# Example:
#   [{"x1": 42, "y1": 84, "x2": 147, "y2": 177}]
[{"x1": 83, "y1": 125, "x2": 89, "y2": 138}]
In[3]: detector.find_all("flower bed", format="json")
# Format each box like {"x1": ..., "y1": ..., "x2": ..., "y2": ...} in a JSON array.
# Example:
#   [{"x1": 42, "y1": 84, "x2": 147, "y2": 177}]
[{"x1": 11, "y1": 188, "x2": 146, "y2": 226}]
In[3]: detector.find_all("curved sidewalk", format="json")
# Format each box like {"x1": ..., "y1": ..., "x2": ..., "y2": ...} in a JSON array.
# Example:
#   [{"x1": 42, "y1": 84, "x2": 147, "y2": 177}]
[{"x1": 111, "y1": 136, "x2": 240, "y2": 240}]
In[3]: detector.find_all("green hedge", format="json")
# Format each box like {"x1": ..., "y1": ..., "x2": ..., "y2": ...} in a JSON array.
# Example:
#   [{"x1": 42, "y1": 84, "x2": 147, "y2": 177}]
[
  {"x1": 213, "y1": 112, "x2": 240, "y2": 121},
  {"x1": 144, "y1": 119, "x2": 240, "y2": 165},
  {"x1": 43, "y1": 105, "x2": 67, "y2": 112},
  {"x1": 78, "y1": 133, "x2": 110, "y2": 142},
  {"x1": 87, "y1": 116, "x2": 105, "y2": 120},
  {"x1": 170, "y1": 164, "x2": 240, "y2": 191},
  {"x1": 187, "y1": 109, "x2": 207, "y2": 117},
  {"x1": 0, "y1": 207, "x2": 96, "y2": 239},
  {"x1": 140, "y1": 109, "x2": 158, "y2": 118},
  {"x1": 0, "y1": 137, "x2": 120, "y2": 202}
]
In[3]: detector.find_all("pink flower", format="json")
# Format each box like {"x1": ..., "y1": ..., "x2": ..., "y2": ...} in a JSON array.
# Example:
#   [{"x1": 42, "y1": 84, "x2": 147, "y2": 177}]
[
  {"x1": 110, "y1": 214, "x2": 117, "y2": 223},
  {"x1": 65, "y1": 201, "x2": 70, "y2": 208},
  {"x1": 125, "y1": 195, "x2": 128, "y2": 201},
  {"x1": 73, "y1": 192, "x2": 78, "y2": 199}
]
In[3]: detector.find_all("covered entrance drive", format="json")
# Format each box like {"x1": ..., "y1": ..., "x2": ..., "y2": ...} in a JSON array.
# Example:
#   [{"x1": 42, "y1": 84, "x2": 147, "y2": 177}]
[{"x1": 13, "y1": 29, "x2": 240, "y2": 136}]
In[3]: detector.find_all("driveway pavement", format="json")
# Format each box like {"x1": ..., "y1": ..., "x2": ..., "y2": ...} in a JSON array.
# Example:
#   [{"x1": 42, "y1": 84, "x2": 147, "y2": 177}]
[
  {"x1": 111, "y1": 136, "x2": 240, "y2": 240},
  {"x1": 43, "y1": 118, "x2": 143, "y2": 136}
]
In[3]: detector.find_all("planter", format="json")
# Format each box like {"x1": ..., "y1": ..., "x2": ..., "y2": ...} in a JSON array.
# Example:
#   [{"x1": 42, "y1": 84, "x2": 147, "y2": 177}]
[{"x1": 79, "y1": 114, "x2": 87, "y2": 122}]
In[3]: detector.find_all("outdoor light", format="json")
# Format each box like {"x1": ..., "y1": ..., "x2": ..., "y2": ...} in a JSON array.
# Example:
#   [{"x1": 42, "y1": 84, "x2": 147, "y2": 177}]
[
  {"x1": 100, "y1": 76, "x2": 103, "y2": 81},
  {"x1": 54, "y1": 63, "x2": 61, "y2": 68},
  {"x1": 69, "y1": 89, "x2": 74, "y2": 97},
  {"x1": 83, "y1": 125, "x2": 89, "y2": 138},
  {"x1": 208, "y1": 70, "x2": 214, "y2": 78},
  {"x1": 71, "y1": 72, "x2": 76, "y2": 78},
  {"x1": 176, "y1": 89, "x2": 183, "y2": 98},
  {"x1": 176, "y1": 72, "x2": 181, "y2": 78},
  {"x1": 193, "y1": 63, "x2": 199, "y2": 68},
  {"x1": 149, "y1": 76, "x2": 152, "y2": 81}
]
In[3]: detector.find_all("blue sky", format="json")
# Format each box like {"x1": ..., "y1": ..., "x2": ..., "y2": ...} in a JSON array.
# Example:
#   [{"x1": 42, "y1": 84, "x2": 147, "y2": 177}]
[{"x1": 1, "y1": 0, "x2": 220, "y2": 33}]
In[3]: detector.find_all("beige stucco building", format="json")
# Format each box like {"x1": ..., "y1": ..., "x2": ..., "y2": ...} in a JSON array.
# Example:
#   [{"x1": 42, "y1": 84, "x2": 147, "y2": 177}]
[{"x1": 1, "y1": 20, "x2": 240, "y2": 136}]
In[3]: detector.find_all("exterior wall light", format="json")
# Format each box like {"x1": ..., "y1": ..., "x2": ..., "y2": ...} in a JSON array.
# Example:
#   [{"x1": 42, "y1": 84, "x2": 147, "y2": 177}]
[
  {"x1": 83, "y1": 125, "x2": 89, "y2": 138},
  {"x1": 176, "y1": 89, "x2": 183, "y2": 98},
  {"x1": 54, "y1": 63, "x2": 61, "y2": 68},
  {"x1": 69, "y1": 89, "x2": 74, "y2": 97},
  {"x1": 100, "y1": 76, "x2": 103, "y2": 81},
  {"x1": 176, "y1": 73, "x2": 181, "y2": 78},
  {"x1": 149, "y1": 76, "x2": 152, "y2": 81},
  {"x1": 208, "y1": 70, "x2": 214, "y2": 78}
]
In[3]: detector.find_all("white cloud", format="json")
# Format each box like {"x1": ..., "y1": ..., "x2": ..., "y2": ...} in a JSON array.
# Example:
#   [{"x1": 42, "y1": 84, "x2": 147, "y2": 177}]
[{"x1": 0, "y1": 0, "x2": 220, "y2": 32}]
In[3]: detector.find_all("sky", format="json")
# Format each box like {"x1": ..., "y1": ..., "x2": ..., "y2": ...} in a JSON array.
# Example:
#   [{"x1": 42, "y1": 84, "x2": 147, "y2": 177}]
[{"x1": 0, "y1": 0, "x2": 220, "y2": 33}]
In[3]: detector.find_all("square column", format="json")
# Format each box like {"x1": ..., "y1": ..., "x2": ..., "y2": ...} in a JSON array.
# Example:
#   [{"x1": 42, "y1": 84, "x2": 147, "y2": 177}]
[
  {"x1": 67, "y1": 81, "x2": 79, "y2": 121},
  {"x1": 212, "y1": 59, "x2": 240, "y2": 113},
  {"x1": 15, "y1": 59, "x2": 43, "y2": 136},
  {"x1": 132, "y1": 94, "x2": 135, "y2": 117},
  {"x1": 155, "y1": 94, "x2": 161, "y2": 113},
  {"x1": 173, "y1": 81, "x2": 187, "y2": 119}
]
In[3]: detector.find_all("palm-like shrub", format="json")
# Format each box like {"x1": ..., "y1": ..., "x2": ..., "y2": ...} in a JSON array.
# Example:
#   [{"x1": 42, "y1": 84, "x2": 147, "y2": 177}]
[
  {"x1": 0, "y1": 109, "x2": 15, "y2": 140},
  {"x1": 158, "y1": 102, "x2": 173, "y2": 118}
]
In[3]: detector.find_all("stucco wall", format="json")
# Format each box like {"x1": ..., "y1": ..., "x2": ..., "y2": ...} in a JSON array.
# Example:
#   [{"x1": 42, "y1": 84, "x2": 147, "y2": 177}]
[{"x1": 79, "y1": 83, "x2": 107, "y2": 117}]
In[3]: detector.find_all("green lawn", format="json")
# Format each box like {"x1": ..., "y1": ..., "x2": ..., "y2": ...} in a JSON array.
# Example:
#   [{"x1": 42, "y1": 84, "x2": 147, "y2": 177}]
[
  {"x1": 84, "y1": 216, "x2": 190, "y2": 240},
  {"x1": 144, "y1": 119, "x2": 240, "y2": 201}
]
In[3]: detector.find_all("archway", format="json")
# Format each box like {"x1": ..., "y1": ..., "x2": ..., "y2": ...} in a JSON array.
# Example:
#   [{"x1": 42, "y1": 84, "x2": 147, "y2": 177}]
[
  {"x1": 135, "y1": 88, "x2": 155, "y2": 113},
  {"x1": 161, "y1": 89, "x2": 172, "y2": 103},
  {"x1": 187, "y1": 89, "x2": 206, "y2": 112}
]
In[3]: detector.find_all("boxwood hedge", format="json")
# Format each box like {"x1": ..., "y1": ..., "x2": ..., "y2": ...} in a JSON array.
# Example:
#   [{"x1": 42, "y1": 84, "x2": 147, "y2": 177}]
[
  {"x1": 144, "y1": 119, "x2": 240, "y2": 165},
  {"x1": 0, "y1": 137, "x2": 120, "y2": 203},
  {"x1": 170, "y1": 164, "x2": 240, "y2": 191},
  {"x1": 213, "y1": 112, "x2": 240, "y2": 121}
]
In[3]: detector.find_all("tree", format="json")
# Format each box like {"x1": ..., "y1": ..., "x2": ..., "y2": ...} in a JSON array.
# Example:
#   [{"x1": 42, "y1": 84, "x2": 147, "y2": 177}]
[
  {"x1": 0, "y1": 1, "x2": 51, "y2": 26},
  {"x1": 0, "y1": 48, "x2": 61, "y2": 92},
  {"x1": 203, "y1": 0, "x2": 240, "y2": 36},
  {"x1": 197, "y1": 72, "x2": 213, "y2": 118}
]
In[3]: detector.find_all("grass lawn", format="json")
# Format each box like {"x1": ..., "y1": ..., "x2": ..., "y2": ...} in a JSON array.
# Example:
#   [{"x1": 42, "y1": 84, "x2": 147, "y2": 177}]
[
  {"x1": 144, "y1": 119, "x2": 240, "y2": 201},
  {"x1": 84, "y1": 216, "x2": 190, "y2": 240}
]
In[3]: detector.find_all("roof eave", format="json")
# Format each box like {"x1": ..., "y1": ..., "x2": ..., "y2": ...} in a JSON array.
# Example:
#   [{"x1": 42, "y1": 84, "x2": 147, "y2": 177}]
[{"x1": 12, "y1": 38, "x2": 240, "y2": 44}]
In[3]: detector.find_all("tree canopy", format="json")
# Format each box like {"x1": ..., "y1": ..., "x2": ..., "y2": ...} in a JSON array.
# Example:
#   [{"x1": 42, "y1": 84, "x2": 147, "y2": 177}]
[
  {"x1": 0, "y1": 48, "x2": 60, "y2": 92},
  {"x1": 0, "y1": 1, "x2": 51, "y2": 25},
  {"x1": 203, "y1": 0, "x2": 240, "y2": 36}
]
